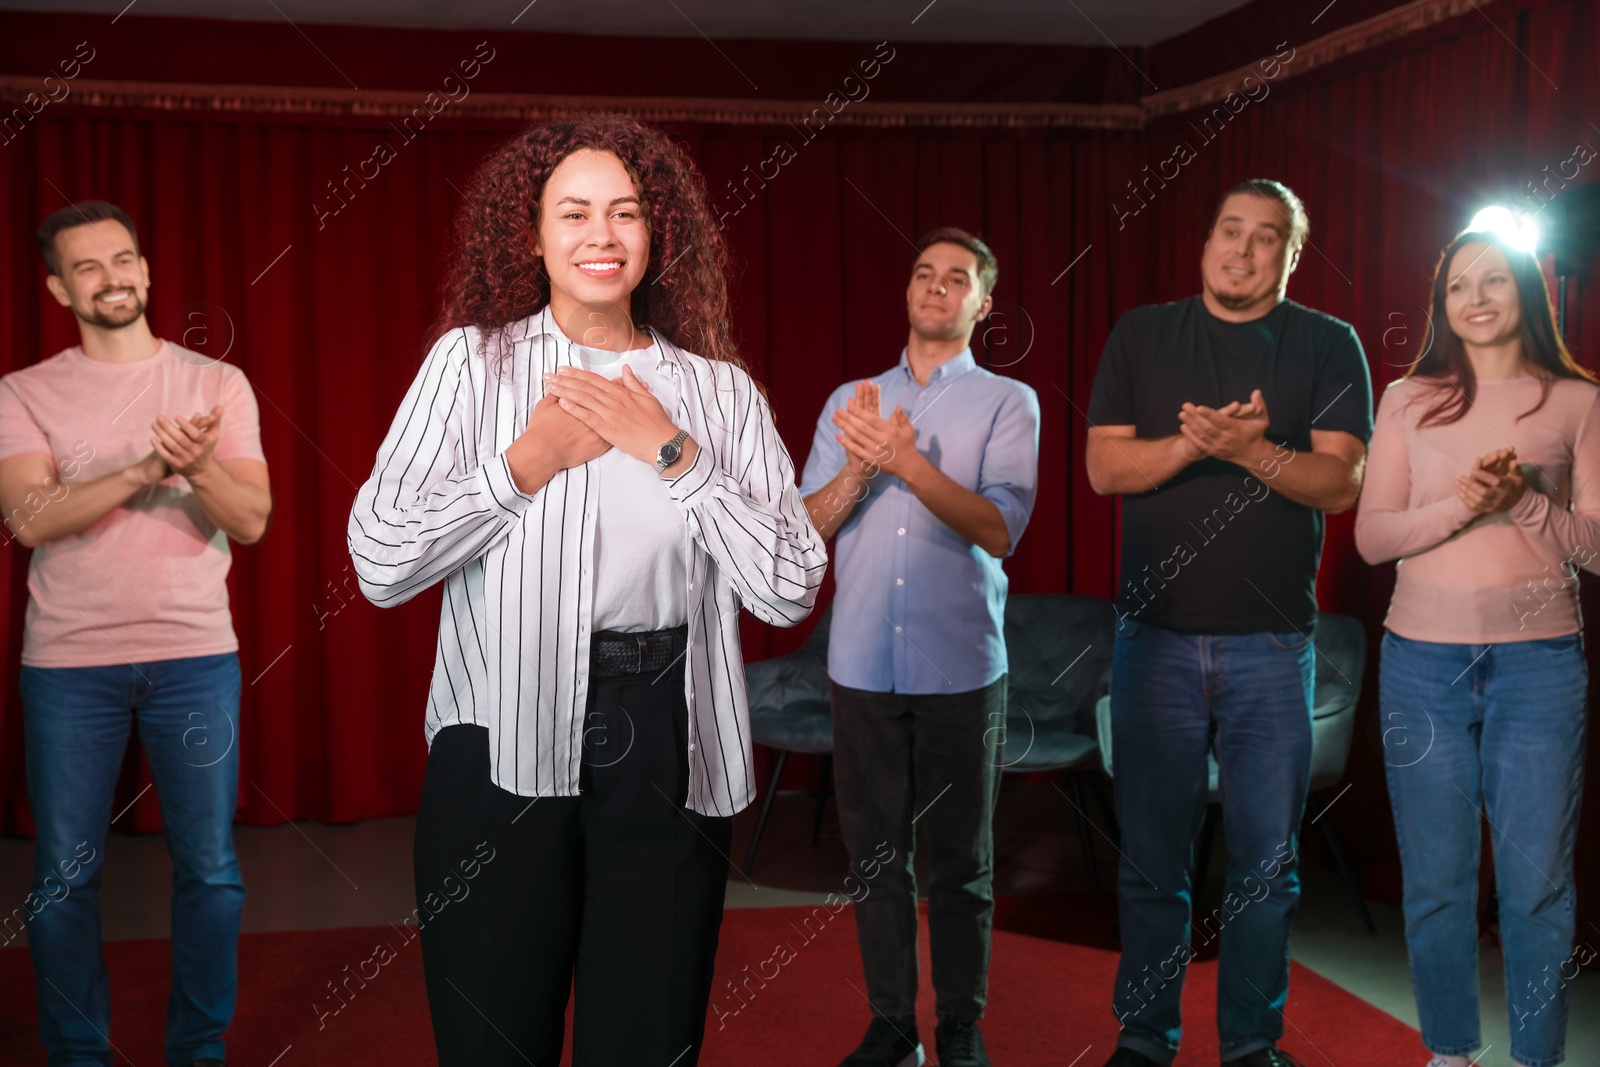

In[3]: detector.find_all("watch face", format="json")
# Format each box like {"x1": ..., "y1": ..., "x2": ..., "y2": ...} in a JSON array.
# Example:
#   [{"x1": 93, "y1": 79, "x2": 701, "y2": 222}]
[{"x1": 658, "y1": 441, "x2": 682, "y2": 465}]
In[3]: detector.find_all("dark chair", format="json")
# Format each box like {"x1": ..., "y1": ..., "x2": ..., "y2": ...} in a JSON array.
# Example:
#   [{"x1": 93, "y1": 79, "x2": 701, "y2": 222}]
[
  {"x1": 742, "y1": 596, "x2": 1122, "y2": 897},
  {"x1": 1094, "y1": 612, "x2": 1377, "y2": 933},
  {"x1": 743, "y1": 606, "x2": 834, "y2": 872},
  {"x1": 998, "y1": 594, "x2": 1117, "y2": 907}
]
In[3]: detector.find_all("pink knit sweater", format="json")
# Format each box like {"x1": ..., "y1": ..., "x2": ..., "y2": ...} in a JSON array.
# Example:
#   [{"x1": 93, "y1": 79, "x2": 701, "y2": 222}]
[{"x1": 1355, "y1": 374, "x2": 1600, "y2": 642}]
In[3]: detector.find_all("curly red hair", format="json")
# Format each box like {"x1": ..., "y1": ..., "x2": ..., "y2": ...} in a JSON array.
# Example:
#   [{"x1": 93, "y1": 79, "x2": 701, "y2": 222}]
[{"x1": 433, "y1": 112, "x2": 743, "y2": 372}]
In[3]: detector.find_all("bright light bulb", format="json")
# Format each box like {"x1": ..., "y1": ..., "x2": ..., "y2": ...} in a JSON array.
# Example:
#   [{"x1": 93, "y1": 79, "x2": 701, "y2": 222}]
[{"x1": 1469, "y1": 205, "x2": 1541, "y2": 253}]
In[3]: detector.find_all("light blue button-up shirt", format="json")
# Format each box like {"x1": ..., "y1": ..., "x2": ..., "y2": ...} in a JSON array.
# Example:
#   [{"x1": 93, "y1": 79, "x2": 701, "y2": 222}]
[{"x1": 799, "y1": 348, "x2": 1040, "y2": 695}]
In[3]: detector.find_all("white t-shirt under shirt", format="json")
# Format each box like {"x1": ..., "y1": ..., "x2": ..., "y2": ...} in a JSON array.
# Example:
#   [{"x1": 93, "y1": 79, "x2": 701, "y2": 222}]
[{"x1": 572, "y1": 339, "x2": 688, "y2": 633}]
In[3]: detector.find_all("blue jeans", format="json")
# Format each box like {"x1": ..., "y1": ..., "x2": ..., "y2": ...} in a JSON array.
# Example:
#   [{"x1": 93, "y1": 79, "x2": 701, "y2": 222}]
[
  {"x1": 19, "y1": 653, "x2": 245, "y2": 1067},
  {"x1": 1108, "y1": 617, "x2": 1314, "y2": 1065},
  {"x1": 1380, "y1": 631, "x2": 1587, "y2": 1067}
]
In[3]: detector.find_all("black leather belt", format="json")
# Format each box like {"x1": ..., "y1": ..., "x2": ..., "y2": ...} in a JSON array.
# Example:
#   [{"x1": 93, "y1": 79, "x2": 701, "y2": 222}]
[{"x1": 591, "y1": 625, "x2": 689, "y2": 678}]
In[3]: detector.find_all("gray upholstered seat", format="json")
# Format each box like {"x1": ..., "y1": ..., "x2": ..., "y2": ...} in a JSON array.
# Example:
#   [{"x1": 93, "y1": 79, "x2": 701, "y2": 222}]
[
  {"x1": 1000, "y1": 594, "x2": 1114, "y2": 772},
  {"x1": 743, "y1": 606, "x2": 834, "y2": 870},
  {"x1": 745, "y1": 605, "x2": 833, "y2": 756},
  {"x1": 997, "y1": 594, "x2": 1118, "y2": 906}
]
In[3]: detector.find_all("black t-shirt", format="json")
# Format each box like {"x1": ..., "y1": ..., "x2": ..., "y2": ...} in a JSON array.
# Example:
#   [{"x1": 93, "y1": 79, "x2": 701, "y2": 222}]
[{"x1": 1086, "y1": 296, "x2": 1373, "y2": 633}]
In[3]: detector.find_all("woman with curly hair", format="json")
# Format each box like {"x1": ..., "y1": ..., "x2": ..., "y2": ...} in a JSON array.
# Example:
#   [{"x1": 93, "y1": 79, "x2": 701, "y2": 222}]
[
  {"x1": 1356, "y1": 227, "x2": 1599, "y2": 1067},
  {"x1": 347, "y1": 113, "x2": 826, "y2": 1066}
]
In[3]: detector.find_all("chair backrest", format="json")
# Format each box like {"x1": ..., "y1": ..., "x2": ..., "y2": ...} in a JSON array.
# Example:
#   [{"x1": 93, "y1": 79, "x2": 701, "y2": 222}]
[
  {"x1": 1312, "y1": 613, "x2": 1366, "y2": 720},
  {"x1": 794, "y1": 602, "x2": 832, "y2": 668},
  {"x1": 1003, "y1": 594, "x2": 1115, "y2": 737},
  {"x1": 1309, "y1": 612, "x2": 1367, "y2": 790}
]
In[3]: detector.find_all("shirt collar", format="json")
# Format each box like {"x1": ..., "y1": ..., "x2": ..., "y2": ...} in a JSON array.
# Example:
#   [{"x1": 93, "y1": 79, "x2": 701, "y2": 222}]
[
  {"x1": 896, "y1": 346, "x2": 977, "y2": 385},
  {"x1": 520, "y1": 305, "x2": 685, "y2": 379}
]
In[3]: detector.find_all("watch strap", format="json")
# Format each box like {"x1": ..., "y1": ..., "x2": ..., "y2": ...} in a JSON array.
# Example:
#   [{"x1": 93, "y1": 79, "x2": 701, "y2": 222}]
[{"x1": 656, "y1": 429, "x2": 690, "y2": 472}]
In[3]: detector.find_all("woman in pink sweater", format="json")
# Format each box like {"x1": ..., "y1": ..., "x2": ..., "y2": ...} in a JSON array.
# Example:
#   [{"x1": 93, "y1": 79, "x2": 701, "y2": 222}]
[{"x1": 1356, "y1": 228, "x2": 1598, "y2": 1067}]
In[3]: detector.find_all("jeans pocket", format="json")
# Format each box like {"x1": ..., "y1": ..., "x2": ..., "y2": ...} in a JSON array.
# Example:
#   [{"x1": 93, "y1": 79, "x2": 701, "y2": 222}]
[{"x1": 1265, "y1": 629, "x2": 1311, "y2": 651}]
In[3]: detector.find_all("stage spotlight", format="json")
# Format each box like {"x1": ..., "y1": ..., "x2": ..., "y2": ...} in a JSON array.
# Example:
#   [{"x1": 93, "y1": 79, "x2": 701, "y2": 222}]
[{"x1": 1468, "y1": 205, "x2": 1541, "y2": 253}]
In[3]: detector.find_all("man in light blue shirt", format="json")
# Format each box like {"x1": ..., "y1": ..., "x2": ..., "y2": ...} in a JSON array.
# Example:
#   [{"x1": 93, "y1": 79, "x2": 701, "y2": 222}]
[{"x1": 799, "y1": 228, "x2": 1040, "y2": 1067}]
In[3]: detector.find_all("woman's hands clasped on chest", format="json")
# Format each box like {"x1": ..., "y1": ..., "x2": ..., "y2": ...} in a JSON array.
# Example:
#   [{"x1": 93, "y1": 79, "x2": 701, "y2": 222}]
[
  {"x1": 542, "y1": 364, "x2": 689, "y2": 468},
  {"x1": 504, "y1": 388, "x2": 612, "y2": 495}
]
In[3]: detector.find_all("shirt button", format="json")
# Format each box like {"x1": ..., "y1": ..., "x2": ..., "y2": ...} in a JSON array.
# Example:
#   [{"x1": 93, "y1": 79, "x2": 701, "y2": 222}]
[
  {"x1": 894, "y1": 626, "x2": 903, "y2": 634},
  {"x1": 898, "y1": 527, "x2": 906, "y2": 536},
  {"x1": 896, "y1": 578, "x2": 904, "y2": 585}
]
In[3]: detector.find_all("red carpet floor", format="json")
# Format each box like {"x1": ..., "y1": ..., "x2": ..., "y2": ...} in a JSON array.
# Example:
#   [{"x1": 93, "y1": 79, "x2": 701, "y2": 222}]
[{"x1": 0, "y1": 902, "x2": 1419, "y2": 1065}]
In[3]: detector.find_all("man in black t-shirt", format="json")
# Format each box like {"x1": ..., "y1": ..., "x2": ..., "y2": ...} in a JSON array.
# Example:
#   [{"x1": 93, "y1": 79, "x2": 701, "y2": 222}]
[{"x1": 1084, "y1": 181, "x2": 1373, "y2": 1067}]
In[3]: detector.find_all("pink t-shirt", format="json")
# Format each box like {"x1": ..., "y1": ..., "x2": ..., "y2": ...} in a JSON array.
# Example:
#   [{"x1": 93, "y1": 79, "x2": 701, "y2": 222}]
[
  {"x1": 1355, "y1": 373, "x2": 1600, "y2": 643},
  {"x1": 0, "y1": 340, "x2": 266, "y2": 667}
]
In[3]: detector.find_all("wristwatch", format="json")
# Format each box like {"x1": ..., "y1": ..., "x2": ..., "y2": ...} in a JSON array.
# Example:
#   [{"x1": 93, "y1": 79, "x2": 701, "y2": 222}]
[{"x1": 655, "y1": 429, "x2": 690, "y2": 473}]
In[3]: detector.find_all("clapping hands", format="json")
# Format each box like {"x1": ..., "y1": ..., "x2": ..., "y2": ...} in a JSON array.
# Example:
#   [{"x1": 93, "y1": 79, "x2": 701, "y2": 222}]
[
  {"x1": 1457, "y1": 446, "x2": 1526, "y2": 514},
  {"x1": 139, "y1": 406, "x2": 224, "y2": 485},
  {"x1": 1177, "y1": 389, "x2": 1270, "y2": 462},
  {"x1": 833, "y1": 379, "x2": 916, "y2": 481}
]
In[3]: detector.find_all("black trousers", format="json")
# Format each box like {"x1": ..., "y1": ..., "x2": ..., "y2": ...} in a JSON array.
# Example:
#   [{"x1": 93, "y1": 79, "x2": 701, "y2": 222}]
[
  {"x1": 830, "y1": 677, "x2": 1007, "y2": 1024},
  {"x1": 413, "y1": 656, "x2": 732, "y2": 1066}
]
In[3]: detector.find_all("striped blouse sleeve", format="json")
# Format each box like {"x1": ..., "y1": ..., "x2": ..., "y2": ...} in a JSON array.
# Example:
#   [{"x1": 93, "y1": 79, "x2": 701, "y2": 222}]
[
  {"x1": 665, "y1": 360, "x2": 828, "y2": 627},
  {"x1": 348, "y1": 328, "x2": 536, "y2": 607}
]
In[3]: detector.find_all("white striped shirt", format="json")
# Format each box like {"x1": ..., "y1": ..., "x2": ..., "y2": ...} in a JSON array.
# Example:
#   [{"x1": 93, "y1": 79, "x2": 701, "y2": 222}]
[{"x1": 347, "y1": 306, "x2": 827, "y2": 817}]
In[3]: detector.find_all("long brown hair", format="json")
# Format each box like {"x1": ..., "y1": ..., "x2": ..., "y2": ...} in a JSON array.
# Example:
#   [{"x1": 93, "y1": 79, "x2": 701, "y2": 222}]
[
  {"x1": 1405, "y1": 228, "x2": 1594, "y2": 426},
  {"x1": 432, "y1": 112, "x2": 744, "y2": 373}
]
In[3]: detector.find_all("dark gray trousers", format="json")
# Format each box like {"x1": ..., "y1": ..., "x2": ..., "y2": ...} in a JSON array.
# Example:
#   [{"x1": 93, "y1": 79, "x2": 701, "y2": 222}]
[{"x1": 830, "y1": 676, "x2": 1006, "y2": 1023}]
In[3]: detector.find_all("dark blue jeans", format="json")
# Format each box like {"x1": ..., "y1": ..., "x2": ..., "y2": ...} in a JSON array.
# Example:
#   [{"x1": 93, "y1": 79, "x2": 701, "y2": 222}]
[
  {"x1": 1108, "y1": 618, "x2": 1314, "y2": 1065},
  {"x1": 19, "y1": 652, "x2": 245, "y2": 1067},
  {"x1": 1381, "y1": 631, "x2": 1587, "y2": 1067}
]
